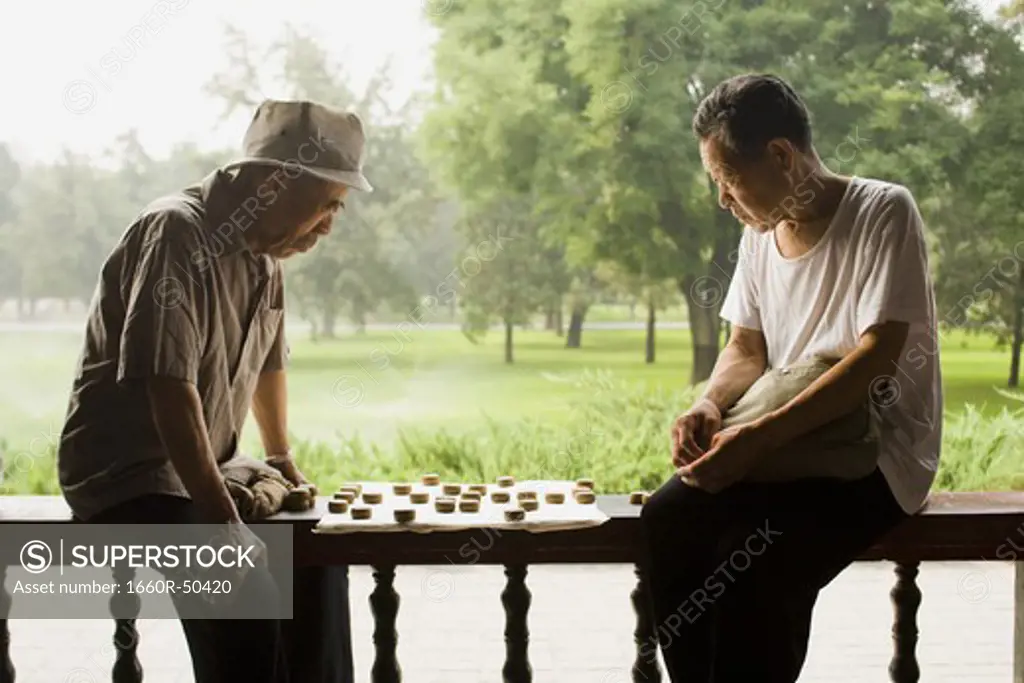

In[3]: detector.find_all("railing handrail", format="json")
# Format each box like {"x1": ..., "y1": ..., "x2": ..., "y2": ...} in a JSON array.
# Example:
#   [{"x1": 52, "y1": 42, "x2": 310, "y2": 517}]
[{"x1": 0, "y1": 492, "x2": 1021, "y2": 564}]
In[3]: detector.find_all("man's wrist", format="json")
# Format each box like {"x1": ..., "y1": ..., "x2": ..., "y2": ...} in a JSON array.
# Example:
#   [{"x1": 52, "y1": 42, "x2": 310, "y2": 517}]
[
  {"x1": 695, "y1": 394, "x2": 723, "y2": 415},
  {"x1": 264, "y1": 449, "x2": 293, "y2": 465}
]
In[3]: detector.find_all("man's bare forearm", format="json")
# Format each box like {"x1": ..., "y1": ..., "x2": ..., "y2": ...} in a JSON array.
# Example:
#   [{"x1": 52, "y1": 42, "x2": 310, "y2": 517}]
[
  {"x1": 251, "y1": 369, "x2": 289, "y2": 456},
  {"x1": 698, "y1": 340, "x2": 766, "y2": 413},
  {"x1": 146, "y1": 377, "x2": 238, "y2": 523},
  {"x1": 753, "y1": 321, "x2": 910, "y2": 446}
]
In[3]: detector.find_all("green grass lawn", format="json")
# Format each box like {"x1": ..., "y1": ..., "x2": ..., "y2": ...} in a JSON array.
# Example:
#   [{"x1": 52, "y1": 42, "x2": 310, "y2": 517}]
[{"x1": 0, "y1": 324, "x2": 1020, "y2": 493}]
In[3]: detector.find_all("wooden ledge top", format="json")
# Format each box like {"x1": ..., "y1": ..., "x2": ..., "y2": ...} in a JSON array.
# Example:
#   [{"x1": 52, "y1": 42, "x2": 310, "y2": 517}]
[
  {"x1": 0, "y1": 493, "x2": 1020, "y2": 564},
  {"x1": 0, "y1": 491, "x2": 1021, "y2": 523}
]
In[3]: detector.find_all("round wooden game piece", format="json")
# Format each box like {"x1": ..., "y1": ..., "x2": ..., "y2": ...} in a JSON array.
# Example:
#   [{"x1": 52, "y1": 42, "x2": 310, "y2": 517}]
[
  {"x1": 362, "y1": 492, "x2": 383, "y2": 505},
  {"x1": 574, "y1": 491, "x2": 596, "y2": 504},
  {"x1": 469, "y1": 484, "x2": 489, "y2": 495},
  {"x1": 393, "y1": 483, "x2": 413, "y2": 495},
  {"x1": 504, "y1": 508, "x2": 525, "y2": 522},
  {"x1": 332, "y1": 492, "x2": 349, "y2": 500},
  {"x1": 575, "y1": 478, "x2": 595, "y2": 490},
  {"x1": 435, "y1": 498, "x2": 456, "y2": 513},
  {"x1": 460, "y1": 491, "x2": 482, "y2": 501},
  {"x1": 629, "y1": 491, "x2": 646, "y2": 505},
  {"x1": 442, "y1": 484, "x2": 462, "y2": 496},
  {"x1": 544, "y1": 492, "x2": 565, "y2": 504},
  {"x1": 328, "y1": 500, "x2": 348, "y2": 514},
  {"x1": 459, "y1": 499, "x2": 480, "y2": 513},
  {"x1": 410, "y1": 492, "x2": 430, "y2": 504},
  {"x1": 496, "y1": 476, "x2": 515, "y2": 488},
  {"x1": 421, "y1": 473, "x2": 441, "y2": 486},
  {"x1": 340, "y1": 483, "x2": 363, "y2": 496},
  {"x1": 491, "y1": 491, "x2": 511, "y2": 503},
  {"x1": 516, "y1": 491, "x2": 537, "y2": 502},
  {"x1": 642, "y1": 493, "x2": 651, "y2": 505},
  {"x1": 394, "y1": 509, "x2": 416, "y2": 523},
  {"x1": 521, "y1": 499, "x2": 538, "y2": 512},
  {"x1": 351, "y1": 507, "x2": 372, "y2": 520}
]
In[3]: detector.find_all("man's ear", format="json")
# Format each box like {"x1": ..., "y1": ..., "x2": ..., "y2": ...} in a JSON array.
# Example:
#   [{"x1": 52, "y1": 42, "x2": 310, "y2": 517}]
[{"x1": 766, "y1": 139, "x2": 796, "y2": 174}]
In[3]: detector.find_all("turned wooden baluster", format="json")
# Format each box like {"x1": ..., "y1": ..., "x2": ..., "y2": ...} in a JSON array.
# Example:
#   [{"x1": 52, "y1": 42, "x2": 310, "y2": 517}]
[
  {"x1": 501, "y1": 564, "x2": 531, "y2": 683},
  {"x1": 0, "y1": 565, "x2": 14, "y2": 683},
  {"x1": 370, "y1": 564, "x2": 401, "y2": 683},
  {"x1": 631, "y1": 564, "x2": 660, "y2": 683},
  {"x1": 889, "y1": 561, "x2": 921, "y2": 683},
  {"x1": 110, "y1": 565, "x2": 142, "y2": 683}
]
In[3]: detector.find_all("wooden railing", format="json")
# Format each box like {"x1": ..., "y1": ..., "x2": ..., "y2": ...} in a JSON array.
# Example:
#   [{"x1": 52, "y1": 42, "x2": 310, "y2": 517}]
[{"x1": 0, "y1": 492, "x2": 1021, "y2": 682}]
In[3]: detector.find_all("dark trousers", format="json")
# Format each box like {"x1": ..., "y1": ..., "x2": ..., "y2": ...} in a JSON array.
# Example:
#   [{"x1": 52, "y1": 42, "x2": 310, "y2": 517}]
[
  {"x1": 639, "y1": 468, "x2": 908, "y2": 683},
  {"x1": 86, "y1": 495, "x2": 355, "y2": 683}
]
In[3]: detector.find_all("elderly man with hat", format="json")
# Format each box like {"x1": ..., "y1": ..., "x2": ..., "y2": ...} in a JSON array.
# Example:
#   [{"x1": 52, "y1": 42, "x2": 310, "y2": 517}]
[{"x1": 57, "y1": 100, "x2": 370, "y2": 683}]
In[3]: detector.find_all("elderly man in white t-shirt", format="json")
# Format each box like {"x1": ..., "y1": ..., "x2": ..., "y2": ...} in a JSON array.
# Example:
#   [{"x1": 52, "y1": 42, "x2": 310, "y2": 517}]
[{"x1": 640, "y1": 73, "x2": 942, "y2": 682}]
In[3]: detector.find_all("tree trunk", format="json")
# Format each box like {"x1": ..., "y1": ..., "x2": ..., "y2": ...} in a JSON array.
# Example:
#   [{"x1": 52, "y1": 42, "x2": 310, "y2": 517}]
[
  {"x1": 681, "y1": 272, "x2": 723, "y2": 384},
  {"x1": 504, "y1": 320, "x2": 514, "y2": 364},
  {"x1": 687, "y1": 302, "x2": 719, "y2": 383},
  {"x1": 322, "y1": 305, "x2": 337, "y2": 339},
  {"x1": 1009, "y1": 270, "x2": 1023, "y2": 388},
  {"x1": 544, "y1": 307, "x2": 555, "y2": 330},
  {"x1": 555, "y1": 302, "x2": 564, "y2": 337},
  {"x1": 645, "y1": 298, "x2": 656, "y2": 364},
  {"x1": 565, "y1": 304, "x2": 587, "y2": 349},
  {"x1": 629, "y1": 300, "x2": 636, "y2": 322}
]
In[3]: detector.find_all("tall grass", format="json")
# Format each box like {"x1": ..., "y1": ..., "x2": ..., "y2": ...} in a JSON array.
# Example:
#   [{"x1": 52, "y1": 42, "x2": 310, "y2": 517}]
[{"x1": 4, "y1": 373, "x2": 1022, "y2": 496}]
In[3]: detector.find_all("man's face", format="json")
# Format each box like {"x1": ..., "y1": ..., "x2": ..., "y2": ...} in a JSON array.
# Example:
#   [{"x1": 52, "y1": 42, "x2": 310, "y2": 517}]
[
  {"x1": 260, "y1": 173, "x2": 349, "y2": 259},
  {"x1": 699, "y1": 136, "x2": 795, "y2": 233}
]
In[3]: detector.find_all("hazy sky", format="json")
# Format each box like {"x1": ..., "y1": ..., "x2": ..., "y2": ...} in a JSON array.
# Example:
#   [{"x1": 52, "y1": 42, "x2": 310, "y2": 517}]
[
  {"x1": 0, "y1": 0, "x2": 439, "y2": 164},
  {"x1": 0, "y1": 0, "x2": 1008, "y2": 166}
]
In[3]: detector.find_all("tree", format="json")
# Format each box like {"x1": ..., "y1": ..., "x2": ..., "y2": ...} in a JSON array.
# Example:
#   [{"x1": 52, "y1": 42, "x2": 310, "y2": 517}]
[
  {"x1": 595, "y1": 260, "x2": 679, "y2": 363},
  {"x1": 0, "y1": 144, "x2": 22, "y2": 307},
  {"x1": 423, "y1": 0, "x2": 1003, "y2": 384},
  {"x1": 205, "y1": 25, "x2": 451, "y2": 337},
  {"x1": 459, "y1": 195, "x2": 549, "y2": 364}
]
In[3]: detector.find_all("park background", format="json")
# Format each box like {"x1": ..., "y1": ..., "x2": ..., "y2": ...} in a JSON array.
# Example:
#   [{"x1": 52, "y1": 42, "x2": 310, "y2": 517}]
[{"x1": 0, "y1": 0, "x2": 1023, "y2": 500}]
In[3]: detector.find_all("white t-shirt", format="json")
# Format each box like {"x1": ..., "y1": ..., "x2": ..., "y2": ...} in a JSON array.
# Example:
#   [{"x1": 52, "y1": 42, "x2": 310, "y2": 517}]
[{"x1": 720, "y1": 176, "x2": 943, "y2": 514}]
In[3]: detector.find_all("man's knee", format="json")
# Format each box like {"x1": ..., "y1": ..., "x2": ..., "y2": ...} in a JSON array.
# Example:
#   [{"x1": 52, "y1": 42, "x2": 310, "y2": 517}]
[{"x1": 641, "y1": 475, "x2": 715, "y2": 535}]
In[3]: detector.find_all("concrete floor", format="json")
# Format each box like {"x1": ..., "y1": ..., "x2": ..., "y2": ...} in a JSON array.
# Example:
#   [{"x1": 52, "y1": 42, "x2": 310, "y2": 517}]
[{"x1": 6, "y1": 561, "x2": 1014, "y2": 682}]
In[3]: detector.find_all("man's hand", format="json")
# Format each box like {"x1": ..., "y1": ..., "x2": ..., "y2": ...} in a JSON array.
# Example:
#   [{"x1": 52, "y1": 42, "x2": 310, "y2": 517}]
[
  {"x1": 671, "y1": 398, "x2": 723, "y2": 468},
  {"x1": 676, "y1": 422, "x2": 775, "y2": 493},
  {"x1": 267, "y1": 454, "x2": 318, "y2": 496}
]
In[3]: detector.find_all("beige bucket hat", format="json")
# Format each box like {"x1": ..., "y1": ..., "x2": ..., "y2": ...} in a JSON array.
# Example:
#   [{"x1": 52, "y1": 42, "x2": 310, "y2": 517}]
[{"x1": 223, "y1": 99, "x2": 373, "y2": 192}]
